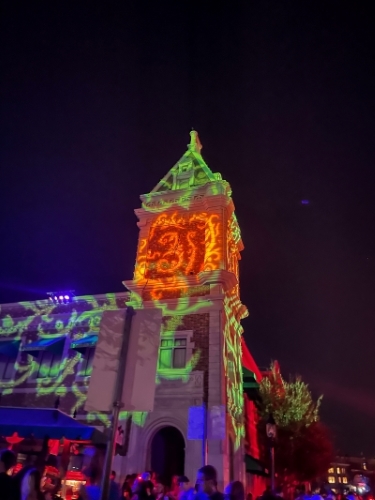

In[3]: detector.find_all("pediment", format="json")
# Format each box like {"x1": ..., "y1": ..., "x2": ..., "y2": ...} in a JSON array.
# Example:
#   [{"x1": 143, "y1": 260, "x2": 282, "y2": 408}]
[{"x1": 151, "y1": 131, "x2": 222, "y2": 193}]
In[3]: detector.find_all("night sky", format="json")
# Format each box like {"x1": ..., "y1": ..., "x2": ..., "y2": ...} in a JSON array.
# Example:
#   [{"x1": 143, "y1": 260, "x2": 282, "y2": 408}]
[{"x1": 1, "y1": 2, "x2": 375, "y2": 455}]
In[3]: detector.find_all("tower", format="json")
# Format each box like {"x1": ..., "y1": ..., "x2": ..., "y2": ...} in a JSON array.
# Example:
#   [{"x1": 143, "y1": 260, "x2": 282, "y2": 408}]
[{"x1": 123, "y1": 132, "x2": 248, "y2": 486}]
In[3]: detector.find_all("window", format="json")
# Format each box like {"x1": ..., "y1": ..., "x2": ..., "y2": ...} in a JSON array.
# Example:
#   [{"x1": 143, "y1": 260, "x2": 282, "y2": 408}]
[
  {"x1": 78, "y1": 348, "x2": 95, "y2": 377},
  {"x1": 159, "y1": 338, "x2": 186, "y2": 369},
  {"x1": 328, "y1": 477, "x2": 335, "y2": 484},
  {"x1": 33, "y1": 351, "x2": 61, "y2": 379},
  {"x1": 336, "y1": 467, "x2": 341, "y2": 474},
  {"x1": 342, "y1": 478, "x2": 348, "y2": 484},
  {"x1": 338, "y1": 477, "x2": 342, "y2": 483},
  {"x1": 328, "y1": 468, "x2": 334, "y2": 474},
  {"x1": 0, "y1": 354, "x2": 15, "y2": 380}
]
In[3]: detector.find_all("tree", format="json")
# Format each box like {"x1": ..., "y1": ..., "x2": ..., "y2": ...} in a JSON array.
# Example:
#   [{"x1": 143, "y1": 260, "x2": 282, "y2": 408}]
[{"x1": 258, "y1": 362, "x2": 334, "y2": 485}]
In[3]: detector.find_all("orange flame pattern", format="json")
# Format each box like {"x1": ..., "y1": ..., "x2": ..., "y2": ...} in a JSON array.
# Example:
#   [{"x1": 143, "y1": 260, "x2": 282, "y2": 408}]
[{"x1": 134, "y1": 211, "x2": 222, "y2": 285}]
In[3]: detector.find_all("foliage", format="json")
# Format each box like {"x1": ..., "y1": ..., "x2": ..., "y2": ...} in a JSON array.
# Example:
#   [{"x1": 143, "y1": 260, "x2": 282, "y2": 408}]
[
  {"x1": 259, "y1": 362, "x2": 322, "y2": 430},
  {"x1": 271, "y1": 422, "x2": 334, "y2": 483},
  {"x1": 258, "y1": 362, "x2": 334, "y2": 484}
]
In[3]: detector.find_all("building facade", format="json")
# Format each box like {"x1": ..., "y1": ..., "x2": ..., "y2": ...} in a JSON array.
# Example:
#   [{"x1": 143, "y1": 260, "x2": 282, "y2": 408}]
[
  {"x1": 0, "y1": 293, "x2": 129, "y2": 430},
  {"x1": 121, "y1": 131, "x2": 250, "y2": 486},
  {"x1": 325, "y1": 457, "x2": 375, "y2": 494},
  {"x1": 0, "y1": 132, "x2": 262, "y2": 489}
]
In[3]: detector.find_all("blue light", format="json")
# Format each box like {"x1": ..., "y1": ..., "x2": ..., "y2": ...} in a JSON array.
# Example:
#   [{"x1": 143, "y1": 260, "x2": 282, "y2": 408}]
[{"x1": 301, "y1": 200, "x2": 310, "y2": 205}]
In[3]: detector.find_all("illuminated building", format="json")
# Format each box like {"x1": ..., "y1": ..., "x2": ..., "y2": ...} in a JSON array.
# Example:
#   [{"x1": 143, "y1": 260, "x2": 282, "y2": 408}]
[
  {"x1": 324, "y1": 457, "x2": 375, "y2": 493},
  {"x1": 121, "y1": 131, "x2": 260, "y2": 486},
  {"x1": 0, "y1": 293, "x2": 129, "y2": 426},
  {"x1": 326, "y1": 461, "x2": 350, "y2": 489},
  {"x1": 0, "y1": 132, "x2": 263, "y2": 489}
]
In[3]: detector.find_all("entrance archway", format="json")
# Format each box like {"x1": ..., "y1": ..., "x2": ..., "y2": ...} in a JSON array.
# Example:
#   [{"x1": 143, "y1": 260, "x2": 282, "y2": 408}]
[{"x1": 150, "y1": 426, "x2": 185, "y2": 484}]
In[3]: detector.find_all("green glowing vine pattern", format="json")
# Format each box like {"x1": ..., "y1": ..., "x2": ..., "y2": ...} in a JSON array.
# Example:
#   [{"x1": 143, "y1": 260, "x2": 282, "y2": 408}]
[
  {"x1": 129, "y1": 132, "x2": 248, "y2": 449},
  {"x1": 0, "y1": 294, "x2": 147, "y2": 428},
  {"x1": 0, "y1": 133, "x2": 248, "y2": 448}
]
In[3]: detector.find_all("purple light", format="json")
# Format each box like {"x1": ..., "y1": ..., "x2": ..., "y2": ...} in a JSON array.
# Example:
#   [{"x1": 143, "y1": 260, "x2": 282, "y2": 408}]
[
  {"x1": 59, "y1": 295, "x2": 63, "y2": 300},
  {"x1": 64, "y1": 295, "x2": 69, "y2": 300},
  {"x1": 301, "y1": 200, "x2": 310, "y2": 205},
  {"x1": 54, "y1": 296, "x2": 58, "y2": 301}
]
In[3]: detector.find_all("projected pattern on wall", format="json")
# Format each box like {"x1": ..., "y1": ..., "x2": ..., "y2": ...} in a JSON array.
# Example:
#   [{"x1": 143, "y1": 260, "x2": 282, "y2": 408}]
[
  {"x1": 0, "y1": 132, "x2": 248, "y2": 448},
  {"x1": 125, "y1": 131, "x2": 248, "y2": 448},
  {"x1": 0, "y1": 294, "x2": 148, "y2": 428}
]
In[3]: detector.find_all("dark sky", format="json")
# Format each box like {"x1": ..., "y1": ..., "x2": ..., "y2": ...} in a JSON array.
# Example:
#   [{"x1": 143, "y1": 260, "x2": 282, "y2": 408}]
[{"x1": 1, "y1": 1, "x2": 375, "y2": 455}]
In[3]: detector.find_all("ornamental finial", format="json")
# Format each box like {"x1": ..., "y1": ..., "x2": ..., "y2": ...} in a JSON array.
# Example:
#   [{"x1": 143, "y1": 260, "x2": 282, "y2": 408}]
[{"x1": 188, "y1": 130, "x2": 203, "y2": 154}]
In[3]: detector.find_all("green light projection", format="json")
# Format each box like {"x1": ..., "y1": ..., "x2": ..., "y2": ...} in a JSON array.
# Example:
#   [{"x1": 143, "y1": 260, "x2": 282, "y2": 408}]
[
  {"x1": 128, "y1": 132, "x2": 248, "y2": 449},
  {"x1": 0, "y1": 132, "x2": 248, "y2": 447},
  {"x1": 0, "y1": 294, "x2": 142, "y2": 428}
]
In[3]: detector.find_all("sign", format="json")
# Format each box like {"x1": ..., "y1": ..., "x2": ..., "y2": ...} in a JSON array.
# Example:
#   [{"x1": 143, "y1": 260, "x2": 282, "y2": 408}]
[
  {"x1": 122, "y1": 308, "x2": 162, "y2": 412},
  {"x1": 188, "y1": 406, "x2": 205, "y2": 440},
  {"x1": 208, "y1": 405, "x2": 225, "y2": 440},
  {"x1": 85, "y1": 308, "x2": 162, "y2": 413},
  {"x1": 85, "y1": 310, "x2": 126, "y2": 413}
]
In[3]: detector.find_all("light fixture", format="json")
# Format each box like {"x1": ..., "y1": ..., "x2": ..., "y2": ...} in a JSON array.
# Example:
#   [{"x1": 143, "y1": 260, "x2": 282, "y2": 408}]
[
  {"x1": 47, "y1": 291, "x2": 75, "y2": 305},
  {"x1": 266, "y1": 413, "x2": 277, "y2": 439}
]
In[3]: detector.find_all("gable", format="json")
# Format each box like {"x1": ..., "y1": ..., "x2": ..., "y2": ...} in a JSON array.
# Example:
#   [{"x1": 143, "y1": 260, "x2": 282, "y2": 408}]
[{"x1": 151, "y1": 131, "x2": 222, "y2": 193}]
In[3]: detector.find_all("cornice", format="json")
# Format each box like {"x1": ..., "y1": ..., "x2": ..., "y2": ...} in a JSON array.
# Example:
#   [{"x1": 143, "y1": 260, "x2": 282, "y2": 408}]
[
  {"x1": 135, "y1": 182, "x2": 235, "y2": 222},
  {"x1": 124, "y1": 269, "x2": 236, "y2": 293},
  {"x1": 123, "y1": 269, "x2": 238, "y2": 311}
]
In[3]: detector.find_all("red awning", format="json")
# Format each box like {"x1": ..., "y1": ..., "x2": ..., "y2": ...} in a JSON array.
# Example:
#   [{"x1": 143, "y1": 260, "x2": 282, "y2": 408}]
[{"x1": 241, "y1": 337, "x2": 262, "y2": 381}]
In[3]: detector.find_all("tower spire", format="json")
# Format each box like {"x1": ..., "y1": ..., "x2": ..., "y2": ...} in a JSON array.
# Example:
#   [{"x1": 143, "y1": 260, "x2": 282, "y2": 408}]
[
  {"x1": 188, "y1": 130, "x2": 203, "y2": 154},
  {"x1": 150, "y1": 131, "x2": 218, "y2": 192}
]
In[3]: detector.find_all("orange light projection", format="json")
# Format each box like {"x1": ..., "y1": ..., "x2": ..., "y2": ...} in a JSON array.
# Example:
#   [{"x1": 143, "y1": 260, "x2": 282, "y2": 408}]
[
  {"x1": 134, "y1": 211, "x2": 222, "y2": 284},
  {"x1": 146, "y1": 217, "x2": 205, "y2": 279}
]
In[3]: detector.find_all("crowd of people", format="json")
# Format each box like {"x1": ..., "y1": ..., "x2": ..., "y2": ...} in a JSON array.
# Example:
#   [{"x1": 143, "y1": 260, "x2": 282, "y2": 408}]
[
  {"x1": 78, "y1": 464, "x2": 243, "y2": 500},
  {"x1": 1, "y1": 448, "x2": 369, "y2": 500},
  {"x1": 292, "y1": 484, "x2": 371, "y2": 500},
  {"x1": 0, "y1": 448, "x2": 244, "y2": 500},
  {"x1": 0, "y1": 449, "x2": 50, "y2": 500},
  {"x1": 256, "y1": 484, "x2": 371, "y2": 500}
]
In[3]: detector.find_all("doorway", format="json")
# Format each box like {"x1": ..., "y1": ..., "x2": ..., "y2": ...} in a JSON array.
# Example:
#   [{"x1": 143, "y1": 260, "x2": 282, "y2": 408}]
[{"x1": 150, "y1": 426, "x2": 185, "y2": 484}]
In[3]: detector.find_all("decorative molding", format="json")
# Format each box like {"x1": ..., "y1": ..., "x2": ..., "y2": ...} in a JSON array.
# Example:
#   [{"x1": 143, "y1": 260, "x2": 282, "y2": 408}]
[
  {"x1": 141, "y1": 193, "x2": 205, "y2": 210},
  {"x1": 155, "y1": 370, "x2": 205, "y2": 397},
  {"x1": 123, "y1": 269, "x2": 237, "y2": 299}
]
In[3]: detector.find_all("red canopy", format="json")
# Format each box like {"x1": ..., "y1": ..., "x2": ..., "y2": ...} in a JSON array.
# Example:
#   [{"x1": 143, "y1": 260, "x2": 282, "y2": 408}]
[{"x1": 241, "y1": 337, "x2": 262, "y2": 381}]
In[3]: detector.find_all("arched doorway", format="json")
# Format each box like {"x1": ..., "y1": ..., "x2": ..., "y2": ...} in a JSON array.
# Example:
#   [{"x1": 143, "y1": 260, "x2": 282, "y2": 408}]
[{"x1": 150, "y1": 426, "x2": 185, "y2": 484}]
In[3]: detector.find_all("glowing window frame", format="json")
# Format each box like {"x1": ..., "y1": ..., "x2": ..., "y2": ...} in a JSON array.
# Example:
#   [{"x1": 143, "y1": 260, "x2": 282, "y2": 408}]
[
  {"x1": 31, "y1": 350, "x2": 62, "y2": 380},
  {"x1": 157, "y1": 330, "x2": 194, "y2": 375},
  {"x1": 75, "y1": 347, "x2": 96, "y2": 379}
]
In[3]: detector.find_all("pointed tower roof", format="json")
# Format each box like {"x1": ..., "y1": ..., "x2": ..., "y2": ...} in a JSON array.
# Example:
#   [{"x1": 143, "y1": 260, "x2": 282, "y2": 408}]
[{"x1": 151, "y1": 131, "x2": 222, "y2": 193}]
